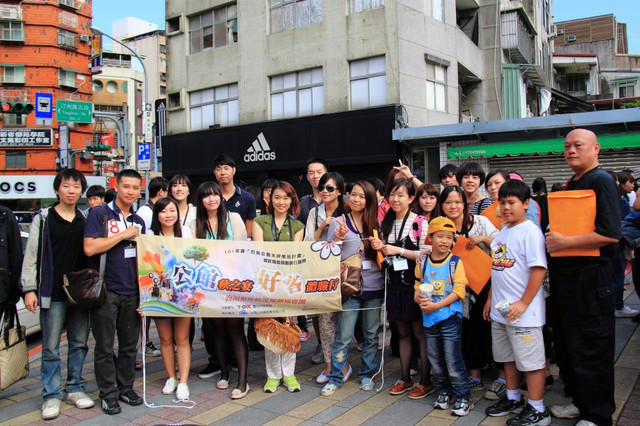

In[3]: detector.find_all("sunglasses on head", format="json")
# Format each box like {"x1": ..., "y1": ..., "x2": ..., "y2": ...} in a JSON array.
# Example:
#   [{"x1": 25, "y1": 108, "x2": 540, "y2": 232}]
[{"x1": 318, "y1": 185, "x2": 336, "y2": 193}]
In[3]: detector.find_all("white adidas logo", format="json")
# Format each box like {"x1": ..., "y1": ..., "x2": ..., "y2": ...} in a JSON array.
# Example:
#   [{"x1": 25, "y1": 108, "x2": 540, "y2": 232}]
[{"x1": 244, "y1": 132, "x2": 276, "y2": 162}]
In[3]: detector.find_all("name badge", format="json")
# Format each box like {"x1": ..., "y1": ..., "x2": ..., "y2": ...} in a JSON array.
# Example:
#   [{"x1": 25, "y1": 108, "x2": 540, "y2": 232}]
[
  {"x1": 392, "y1": 256, "x2": 408, "y2": 271},
  {"x1": 362, "y1": 259, "x2": 373, "y2": 270},
  {"x1": 124, "y1": 247, "x2": 137, "y2": 258}
]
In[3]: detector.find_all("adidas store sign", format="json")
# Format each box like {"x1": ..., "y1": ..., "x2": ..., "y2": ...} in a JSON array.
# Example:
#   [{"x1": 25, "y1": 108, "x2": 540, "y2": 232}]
[{"x1": 244, "y1": 132, "x2": 276, "y2": 162}]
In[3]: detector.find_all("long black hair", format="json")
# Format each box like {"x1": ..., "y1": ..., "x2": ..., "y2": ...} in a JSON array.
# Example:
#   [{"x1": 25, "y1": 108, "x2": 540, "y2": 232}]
[
  {"x1": 381, "y1": 178, "x2": 415, "y2": 240},
  {"x1": 194, "y1": 181, "x2": 230, "y2": 240},
  {"x1": 318, "y1": 171, "x2": 346, "y2": 218},
  {"x1": 150, "y1": 197, "x2": 183, "y2": 237},
  {"x1": 346, "y1": 180, "x2": 380, "y2": 259},
  {"x1": 439, "y1": 185, "x2": 473, "y2": 234}
]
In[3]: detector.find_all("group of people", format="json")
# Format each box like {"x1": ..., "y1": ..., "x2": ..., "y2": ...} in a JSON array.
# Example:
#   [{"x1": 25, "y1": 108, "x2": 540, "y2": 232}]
[{"x1": 0, "y1": 128, "x2": 629, "y2": 426}]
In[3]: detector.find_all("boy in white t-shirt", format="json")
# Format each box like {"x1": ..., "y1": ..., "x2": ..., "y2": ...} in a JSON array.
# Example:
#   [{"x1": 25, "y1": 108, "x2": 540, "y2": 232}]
[{"x1": 484, "y1": 180, "x2": 550, "y2": 426}]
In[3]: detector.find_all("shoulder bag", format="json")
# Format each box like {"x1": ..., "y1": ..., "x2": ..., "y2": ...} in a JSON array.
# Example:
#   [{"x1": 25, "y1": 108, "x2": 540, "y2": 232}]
[{"x1": 0, "y1": 304, "x2": 29, "y2": 391}]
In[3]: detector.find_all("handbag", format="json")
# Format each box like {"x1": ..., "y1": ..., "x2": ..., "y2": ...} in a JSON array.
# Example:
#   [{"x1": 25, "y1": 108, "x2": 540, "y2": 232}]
[
  {"x1": 254, "y1": 317, "x2": 302, "y2": 354},
  {"x1": 0, "y1": 304, "x2": 29, "y2": 391},
  {"x1": 62, "y1": 206, "x2": 108, "y2": 309},
  {"x1": 62, "y1": 252, "x2": 106, "y2": 309},
  {"x1": 340, "y1": 242, "x2": 363, "y2": 302}
]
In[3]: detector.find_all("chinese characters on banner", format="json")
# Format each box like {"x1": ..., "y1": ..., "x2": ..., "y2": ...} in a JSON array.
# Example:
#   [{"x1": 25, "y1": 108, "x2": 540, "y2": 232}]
[{"x1": 137, "y1": 235, "x2": 343, "y2": 317}]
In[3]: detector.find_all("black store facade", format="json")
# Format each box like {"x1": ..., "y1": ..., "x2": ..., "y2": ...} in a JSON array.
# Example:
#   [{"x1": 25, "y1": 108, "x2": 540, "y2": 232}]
[{"x1": 162, "y1": 105, "x2": 400, "y2": 195}]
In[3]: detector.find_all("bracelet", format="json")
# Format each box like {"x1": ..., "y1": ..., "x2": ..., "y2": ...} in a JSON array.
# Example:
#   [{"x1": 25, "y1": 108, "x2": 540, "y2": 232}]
[{"x1": 400, "y1": 248, "x2": 405, "y2": 257}]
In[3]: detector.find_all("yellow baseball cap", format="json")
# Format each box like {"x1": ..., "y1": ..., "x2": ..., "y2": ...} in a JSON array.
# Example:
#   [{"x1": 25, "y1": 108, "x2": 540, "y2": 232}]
[{"x1": 427, "y1": 216, "x2": 456, "y2": 235}]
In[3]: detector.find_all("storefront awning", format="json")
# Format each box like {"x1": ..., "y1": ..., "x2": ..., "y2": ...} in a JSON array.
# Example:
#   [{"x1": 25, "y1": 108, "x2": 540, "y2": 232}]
[{"x1": 447, "y1": 132, "x2": 640, "y2": 159}]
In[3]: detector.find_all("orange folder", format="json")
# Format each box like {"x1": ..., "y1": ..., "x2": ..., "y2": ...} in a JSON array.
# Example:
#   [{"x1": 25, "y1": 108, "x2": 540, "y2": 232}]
[
  {"x1": 547, "y1": 189, "x2": 598, "y2": 257},
  {"x1": 451, "y1": 236, "x2": 492, "y2": 294},
  {"x1": 481, "y1": 201, "x2": 504, "y2": 230}
]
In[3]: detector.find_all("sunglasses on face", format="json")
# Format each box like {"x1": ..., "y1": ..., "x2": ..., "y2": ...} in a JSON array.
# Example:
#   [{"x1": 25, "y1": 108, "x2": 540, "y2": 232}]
[{"x1": 318, "y1": 185, "x2": 336, "y2": 193}]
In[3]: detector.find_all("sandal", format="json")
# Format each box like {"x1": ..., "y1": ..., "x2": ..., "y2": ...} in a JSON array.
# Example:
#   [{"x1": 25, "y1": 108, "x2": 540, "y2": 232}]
[
  {"x1": 321, "y1": 382, "x2": 338, "y2": 396},
  {"x1": 231, "y1": 385, "x2": 250, "y2": 400}
]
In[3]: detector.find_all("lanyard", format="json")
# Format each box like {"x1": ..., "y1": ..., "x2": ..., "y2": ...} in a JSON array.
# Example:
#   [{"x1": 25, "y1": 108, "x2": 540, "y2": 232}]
[
  {"x1": 182, "y1": 204, "x2": 189, "y2": 226},
  {"x1": 393, "y1": 210, "x2": 411, "y2": 246},
  {"x1": 271, "y1": 215, "x2": 292, "y2": 241},
  {"x1": 348, "y1": 213, "x2": 362, "y2": 236}
]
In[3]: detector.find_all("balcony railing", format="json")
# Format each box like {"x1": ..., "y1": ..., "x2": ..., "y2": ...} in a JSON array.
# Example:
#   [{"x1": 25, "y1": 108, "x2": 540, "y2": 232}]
[{"x1": 501, "y1": 10, "x2": 533, "y2": 64}]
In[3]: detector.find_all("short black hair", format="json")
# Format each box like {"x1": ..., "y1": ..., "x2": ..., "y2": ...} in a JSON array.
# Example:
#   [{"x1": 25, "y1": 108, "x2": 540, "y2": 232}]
[
  {"x1": 117, "y1": 169, "x2": 142, "y2": 183},
  {"x1": 306, "y1": 157, "x2": 328, "y2": 173},
  {"x1": 54, "y1": 168, "x2": 87, "y2": 193},
  {"x1": 532, "y1": 177, "x2": 547, "y2": 194},
  {"x1": 498, "y1": 180, "x2": 530, "y2": 203},
  {"x1": 86, "y1": 184, "x2": 105, "y2": 198},
  {"x1": 104, "y1": 188, "x2": 117, "y2": 203},
  {"x1": 366, "y1": 177, "x2": 385, "y2": 195},
  {"x1": 148, "y1": 176, "x2": 169, "y2": 198},
  {"x1": 439, "y1": 164, "x2": 458, "y2": 181},
  {"x1": 485, "y1": 170, "x2": 509, "y2": 189},
  {"x1": 214, "y1": 153, "x2": 236, "y2": 168},
  {"x1": 456, "y1": 162, "x2": 486, "y2": 185}
]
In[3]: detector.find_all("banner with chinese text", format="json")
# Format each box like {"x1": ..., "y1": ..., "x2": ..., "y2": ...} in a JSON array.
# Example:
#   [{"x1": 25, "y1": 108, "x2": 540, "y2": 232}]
[{"x1": 137, "y1": 235, "x2": 343, "y2": 317}]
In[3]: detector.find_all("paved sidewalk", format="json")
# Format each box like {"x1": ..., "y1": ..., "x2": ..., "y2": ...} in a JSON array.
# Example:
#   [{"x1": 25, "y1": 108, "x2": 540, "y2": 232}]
[{"x1": 2, "y1": 292, "x2": 639, "y2": 425}]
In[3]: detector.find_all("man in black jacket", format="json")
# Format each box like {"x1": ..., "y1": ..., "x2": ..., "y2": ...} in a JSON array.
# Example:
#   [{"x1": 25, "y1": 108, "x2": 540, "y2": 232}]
[{"x1": 0, "y1": 204, "x2": 22, "y2": 308}]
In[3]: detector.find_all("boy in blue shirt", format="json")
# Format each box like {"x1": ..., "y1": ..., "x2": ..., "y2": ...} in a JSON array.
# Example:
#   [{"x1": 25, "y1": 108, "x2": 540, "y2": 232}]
[
  {"x1": 485, "y1": 180, "x2": 549, "y2": 426},
  {"x1": 414, "y1": 216, "x2": 472, "y2": 416}
]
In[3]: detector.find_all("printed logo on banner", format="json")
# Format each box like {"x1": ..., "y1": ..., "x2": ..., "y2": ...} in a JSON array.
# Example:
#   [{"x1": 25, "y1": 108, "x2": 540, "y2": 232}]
[{"x1": 244, "y1": 132, "x2": 276, "y2": 162}]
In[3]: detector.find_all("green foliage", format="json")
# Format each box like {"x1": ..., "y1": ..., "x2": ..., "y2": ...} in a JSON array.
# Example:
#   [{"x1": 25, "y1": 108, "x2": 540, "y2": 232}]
[{"x1": 183, "y1": 245, "x2": 209, "y2": 263}]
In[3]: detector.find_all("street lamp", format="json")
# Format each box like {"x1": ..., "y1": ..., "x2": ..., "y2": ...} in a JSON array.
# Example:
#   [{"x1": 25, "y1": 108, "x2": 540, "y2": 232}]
[{"x1": 90, "y1": 27, "x2": 153, "y2": 172}]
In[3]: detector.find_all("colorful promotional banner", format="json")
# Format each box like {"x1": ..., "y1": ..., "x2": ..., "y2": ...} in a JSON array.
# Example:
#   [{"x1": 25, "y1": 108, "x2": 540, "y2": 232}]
[{"x1": 137, "y1": 235, "x2": 343, "y2": 317}]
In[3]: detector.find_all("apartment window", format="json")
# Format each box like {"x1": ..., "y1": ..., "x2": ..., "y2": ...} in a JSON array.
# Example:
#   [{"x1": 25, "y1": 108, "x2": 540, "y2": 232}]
[
  {"x1": 160, "y1": 72, "x2": 167, "y2": 82},
  {"x1": 567, "y1": 75, "x2": 586, "y2": 93},
  {"x1": 168, "y1": 92, "x2": 181, "y2": 109},
  {"x1": 431, "y1": 0, "x2": 444, "y2": 21},
  {"x1": 0, "y1": 21, "x2": 24, "y2": 41},
  {"x1": 190, "y1": 83, "x2": 239, "y2": 130},
  {"x1": 271, "y1": 68, "x2": 323, "y2": 119},
  {"x1": 58, "y1": 29, "x2": 76, "y2": 48},
  {"x1": 2, "y1": 65, "x2": 25, "y2": 84},
  {"x1": 189, "y1": 4, "x2": 237, "y2": 53},
  {"x1": 58, "y1": 69, "x2": 77, "y2": 87},
  {"x1": 426, "y1": 62, "x2": 447, "y2": 112},
  {"x1": 349, "y1": 56, "x2": 386, "y2": 109},
  {"x1": 3, "y1": 114, "x2": 26, "y2": 127},
  {"x1": 159, "y1": 44, "x2": 166, "y2": 54},
  {"x1": 6, "y1": 150, "x2": 26, "y2": 168},
  {"x1": 58, "y1": 10, "x2": 78, "y2": 28},
  {"x1": 160, "y1": 85, "x2": 167, "y2": 95},
  {"x1": 618, "y1": 81, "x2": 636, "y2": 99},
  {"x1": 350, "y1": 0, "x2": 383, "y2": 13},
  {"x1": 167, "y1": 16, "x2": 181, "y2": 33},
  {"x1": 270, "y1": 0, "x2": 322, "y2": 34}
]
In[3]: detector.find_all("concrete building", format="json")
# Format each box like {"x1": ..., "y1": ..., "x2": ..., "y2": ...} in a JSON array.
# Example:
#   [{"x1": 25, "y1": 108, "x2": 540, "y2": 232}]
[
  {"x1": 163, "y1": 0, "x2": 553, "y2": 186},
  {"x1": 0, "y1": 0, "x2": 94, "y2": 186},
  {"x1": 554, "y1": 14, "x2": 640, "y2": 110},
  {"x1": 92, "y1": 50, "x2": 144, "y2": 171}
]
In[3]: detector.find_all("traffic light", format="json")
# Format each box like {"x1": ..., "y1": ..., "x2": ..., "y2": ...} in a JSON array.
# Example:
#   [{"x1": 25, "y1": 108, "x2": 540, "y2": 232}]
[
  {"x1": 0, "y1": 101, "x2": 34, "y2": 114},
  {"x1": 86, "y1": 144, "x2": 112, "y2": 152}
]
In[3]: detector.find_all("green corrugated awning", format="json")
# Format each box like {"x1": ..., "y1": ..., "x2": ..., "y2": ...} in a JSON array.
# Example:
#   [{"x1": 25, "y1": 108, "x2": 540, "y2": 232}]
[{"x1": 447, "y1": 132, "x2": 640, "y2": 159}]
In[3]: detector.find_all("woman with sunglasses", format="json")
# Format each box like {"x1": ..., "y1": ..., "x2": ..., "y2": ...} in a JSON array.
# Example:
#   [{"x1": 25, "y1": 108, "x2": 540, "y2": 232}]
[
  {"x1": 370, "y1": 178, "x2": 433, "y2": 399},
  {"x1": 169, "y1": 174, "x2": 196, "y2": 226},
  {"x1": 147, "y1": 198, "x2": 194, "y2": 401},
  {"x1": 304, "y1": 172, "x2": 346, "y2": 385},
  {"x1": 192, "y1": 181, "x2": 250, "y2": 399},
  {"x1": 252, "y1": 181, "x2": 305, "y2": 393},
  {"x1": 439, "y1": 186, "x2": 498, "y2": 390},
  {"x1": 320, "y1": 181, "x2": 384, "y2": 395}
]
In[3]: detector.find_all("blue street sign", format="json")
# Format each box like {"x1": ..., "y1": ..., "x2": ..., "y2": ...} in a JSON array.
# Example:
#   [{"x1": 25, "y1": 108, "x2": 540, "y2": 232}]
[
  {"x1": 35, "y1": 93, "x2": 53, "y2": 119},
  {"x1": 138, "y1": 143, "x2": 150, "y2": 160}
]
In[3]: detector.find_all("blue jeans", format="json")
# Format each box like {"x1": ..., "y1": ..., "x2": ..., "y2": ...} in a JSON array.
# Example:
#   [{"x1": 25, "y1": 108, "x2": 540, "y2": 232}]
[
  {"x1": 424, "y1": 314, "x2": 470, "y2": 399},
  {"x1": 327, "y1": 296, "x2": 382, "y2": 385},
  {"x1": 40, "y1": 301, "x2": 90, "y2": 400}
]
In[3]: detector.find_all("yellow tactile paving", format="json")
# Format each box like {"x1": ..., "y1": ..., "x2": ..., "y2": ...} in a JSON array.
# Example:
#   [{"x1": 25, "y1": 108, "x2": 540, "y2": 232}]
[
  {"x1": 286, "y1": 394, "x2": 339, "y2": 419},
  {"x1": 329, "y1": 403, "x2": 385, "y2": 425},
  {"x1": 415, "y1": 415, "x2": 456, "y2": 426},
  {"x1": 263, "y1": 414, "x2": 303, "y2": 426}
]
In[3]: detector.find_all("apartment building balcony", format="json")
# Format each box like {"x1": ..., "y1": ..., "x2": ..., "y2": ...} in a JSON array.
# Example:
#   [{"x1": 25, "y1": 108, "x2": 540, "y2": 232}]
[{"x1": 501, "y1": 8, "x2": 535, "y2": 64}]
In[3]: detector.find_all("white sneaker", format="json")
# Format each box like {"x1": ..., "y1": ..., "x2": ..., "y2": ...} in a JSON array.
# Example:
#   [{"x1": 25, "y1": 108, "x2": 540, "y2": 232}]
[
  {"x1": 42, "y1": 398, "x2": 61, "y2": 420},
  {"x1": 550, "y1": 402, "x2": 580, "y2": 419},
  {"x1": 575, "y1": 420, "x2": 597, "y2": 426},
  {"x1": 162, "y1": 377, "x2": 178, "y2": 395},
  {"x1": 66, "y1": 391, "x2": 94, "y2": 409},
  {"x1": 176, "y1": 383, "x2": 189, "y2": 401},
  {"x1": 615, "y1": 305, "x2": 640, "y2": 317}
]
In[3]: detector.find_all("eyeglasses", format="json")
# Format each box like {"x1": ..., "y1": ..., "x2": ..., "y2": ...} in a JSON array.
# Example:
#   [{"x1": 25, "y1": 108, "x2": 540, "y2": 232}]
[{"x1": 318, "y1": 185, "x2": 336, "y2": 193}]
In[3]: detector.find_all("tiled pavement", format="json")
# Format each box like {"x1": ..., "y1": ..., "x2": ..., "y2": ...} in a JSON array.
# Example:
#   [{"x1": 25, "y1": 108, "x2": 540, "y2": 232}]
[{"x1": 2, "y1": 291, "x2": 640, "y2": 425}]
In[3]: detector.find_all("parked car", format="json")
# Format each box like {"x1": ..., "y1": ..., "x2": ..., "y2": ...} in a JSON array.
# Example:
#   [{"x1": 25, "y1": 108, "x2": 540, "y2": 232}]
[{"x1": 19, "y1": 230, "x2": 40, "y2": 336}]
